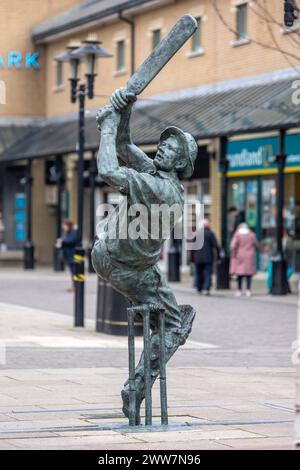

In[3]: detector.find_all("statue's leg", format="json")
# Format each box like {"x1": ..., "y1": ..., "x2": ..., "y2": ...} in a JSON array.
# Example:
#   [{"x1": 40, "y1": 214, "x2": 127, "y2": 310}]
[
  {"x1": 92, "y1": 242, "x2": 195, "y2": 422},
  {"x1": 91, "y1": 239, "x2": 113, "y2": 281},
  {"x1": 118, "y1": 265, "x2": 195, "y2": 422}
]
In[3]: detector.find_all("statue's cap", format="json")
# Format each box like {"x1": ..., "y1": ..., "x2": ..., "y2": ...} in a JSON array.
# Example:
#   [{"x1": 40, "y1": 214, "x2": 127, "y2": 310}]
[{"x1": 159, "y1": 126, "x2": 198, "y2": 179}]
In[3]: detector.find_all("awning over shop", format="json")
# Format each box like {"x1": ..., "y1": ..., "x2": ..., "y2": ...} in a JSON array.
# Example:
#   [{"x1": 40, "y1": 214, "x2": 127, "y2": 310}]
[
  {"x1": 1, "y1": 74, "x2": 300, "y2": 163},
  {"x1": 0, "y1": 124, "x2": 38, "y2": 158}
]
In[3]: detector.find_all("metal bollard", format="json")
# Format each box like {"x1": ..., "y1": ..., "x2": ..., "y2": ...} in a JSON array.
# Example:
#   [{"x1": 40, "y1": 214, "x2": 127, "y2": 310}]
[
  {"x1": 127, "y1": 304, "x2": 168, "y2": 426},
  {"x1": 24, "y1": 242, "x2": 35, "y2": 270},
  {"x1": 73, "y1": 247, "x2": 85, "y2": 327}
]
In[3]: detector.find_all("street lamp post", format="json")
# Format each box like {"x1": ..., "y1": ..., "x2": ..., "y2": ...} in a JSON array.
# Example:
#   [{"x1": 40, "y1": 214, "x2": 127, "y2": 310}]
[
  {"x1": 216, "y1": 137, "x2": 230, "y2": 290},
  {"x1": 88, "y1": 151, "x2": 97, "y2": 273},
  {"x1": 55, "y1": 37, "x2": 112, "y2": 327},
  {"x1": 53, "y1": 155, "x2": 65, "y2": 271},
  {"x1": 23, "y1": 159, "x2": 34, "y2": 270},
  {"x1": 271, "y1": 129, "x2": 289, "y2": 295}
]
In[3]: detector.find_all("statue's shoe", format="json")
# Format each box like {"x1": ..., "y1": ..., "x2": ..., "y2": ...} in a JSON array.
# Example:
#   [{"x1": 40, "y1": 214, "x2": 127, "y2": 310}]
[
  {"x1": 121, "y1": 387, "x2": 142, "y2": 425},
  {"x1": 178, "y1": 305, "x2": 196, "y2": 346}
]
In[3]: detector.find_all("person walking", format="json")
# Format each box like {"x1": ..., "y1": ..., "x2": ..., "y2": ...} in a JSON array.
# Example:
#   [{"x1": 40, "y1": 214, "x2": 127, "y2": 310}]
[
  {"x1": 193, "y1": 219, "x2": 220, "y2": 295},
  {"x1": 230, "y1": 222, "x2": 263, "y2": 297},
  {"x1": 57, "y1": 220, "x2": 79, "y2": 292}
]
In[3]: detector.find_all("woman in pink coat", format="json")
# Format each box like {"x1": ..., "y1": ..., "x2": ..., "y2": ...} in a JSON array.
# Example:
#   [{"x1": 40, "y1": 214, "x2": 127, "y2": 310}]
[{"x1": 230, "y1": 223, "x2": 263, "y2": 297}]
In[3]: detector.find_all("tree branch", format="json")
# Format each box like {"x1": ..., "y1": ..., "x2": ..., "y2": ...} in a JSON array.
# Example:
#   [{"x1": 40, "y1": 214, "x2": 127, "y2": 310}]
[{"x1": 211, "y1": 0, "x2": 300, "y2": 65}]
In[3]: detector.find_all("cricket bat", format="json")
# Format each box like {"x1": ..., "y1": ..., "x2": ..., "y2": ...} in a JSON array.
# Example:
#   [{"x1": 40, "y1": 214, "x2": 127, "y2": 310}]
[{"x1": 126, "y1": 15, "x2": 198, "y2": 95}]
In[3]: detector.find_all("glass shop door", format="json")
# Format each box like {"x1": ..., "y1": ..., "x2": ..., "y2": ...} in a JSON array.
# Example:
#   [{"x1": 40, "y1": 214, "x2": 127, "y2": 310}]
[{"x1": 228, "y1": 178, "x2": 259, "y2": 231}]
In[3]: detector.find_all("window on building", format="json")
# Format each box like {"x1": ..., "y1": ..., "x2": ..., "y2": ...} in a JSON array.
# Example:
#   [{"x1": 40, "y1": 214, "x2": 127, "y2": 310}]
[
  {"x1": 191, "y1": 17, "x2": 202, "y2": 52},
  {"x1": 152, "y1": 29, "x2": 161, "y2": 49},
  {"x1": 56, "y1": 61, "x2": 64, "y2": 87},
  {"x1": 236, "y1": 3, "x2": 248, "y2": 40},
  {"x1": 116, "y1": 40, "x2": 125, "y2": 72}
]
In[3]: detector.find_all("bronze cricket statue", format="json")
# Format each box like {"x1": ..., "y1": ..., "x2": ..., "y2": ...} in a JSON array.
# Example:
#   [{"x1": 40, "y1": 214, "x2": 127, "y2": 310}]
[{"x1": 92, "y1": 15, "x2": 198, "y2": 426}]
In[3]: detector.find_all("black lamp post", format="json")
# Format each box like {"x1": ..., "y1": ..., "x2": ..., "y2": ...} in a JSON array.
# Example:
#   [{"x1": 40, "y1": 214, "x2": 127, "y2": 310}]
[
  {"x1": 271, "y1": 129, "x2": 289, "y2": 295},
  {"x1": 55, "y1": 37, "x2": 112, "y2": 327},
  {"x1": 87, "y1": 151, "x2": 97, "y2": 273},
  {"x1": 53, "y1": 155, "x2": 65, "y2": 272},
  {"x1": 23, "y1": 159, "x2": 34, "y2": 270},
  {"x1": 216, "y1": 136, "x2": 230, "y2": 290}
]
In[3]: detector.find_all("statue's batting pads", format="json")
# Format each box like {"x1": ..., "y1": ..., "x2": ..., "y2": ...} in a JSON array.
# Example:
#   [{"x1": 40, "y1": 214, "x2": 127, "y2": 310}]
[{"x1": 126, "y1": 15, "x2": 198, "y2": 96}]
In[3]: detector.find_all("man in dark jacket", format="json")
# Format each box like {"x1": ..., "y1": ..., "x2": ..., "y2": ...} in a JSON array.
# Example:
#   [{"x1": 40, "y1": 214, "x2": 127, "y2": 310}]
[{"x1": 193, "y1": 219, "x2": 220, "y2": 295}]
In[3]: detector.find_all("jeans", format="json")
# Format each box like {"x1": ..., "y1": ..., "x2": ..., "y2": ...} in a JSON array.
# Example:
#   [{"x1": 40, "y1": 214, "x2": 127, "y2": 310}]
[
  {"x1": 63, "y1": 251, "x2": 75, "y2": 282},
  {"x1": 195, "y1": 263, "x2": 213, "y2": 292},
  {"x1": 237, "y1": 275, "x2": 252, "y2": 290}
]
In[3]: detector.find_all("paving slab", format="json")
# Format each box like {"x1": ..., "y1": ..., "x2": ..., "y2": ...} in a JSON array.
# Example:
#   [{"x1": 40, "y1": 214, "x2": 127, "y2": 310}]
[
  {"x1": 213, "y1": 436, "x2": 294, "y2": 450},
  {"x1": 230, "y1": 422, "x2": 294, "y2": 438},
  {"x1": 126, "y1": 428, "x2": 263, "y2": 443},
  {"x1": 0, "y1": 434, "x2": 144, "y2": 450}
]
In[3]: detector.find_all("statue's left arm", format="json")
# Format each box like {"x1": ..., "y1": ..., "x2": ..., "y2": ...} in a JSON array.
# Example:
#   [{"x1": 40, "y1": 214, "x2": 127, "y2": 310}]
[{"x1": 96, "y1": 107, "x2": 129, "y2": 191}]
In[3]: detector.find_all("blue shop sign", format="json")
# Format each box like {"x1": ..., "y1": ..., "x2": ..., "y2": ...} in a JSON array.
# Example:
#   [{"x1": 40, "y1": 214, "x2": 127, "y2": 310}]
[
  {"x1": 227, "y1": 134, "x2": 300, "y2": 175},
  {"x1": 15, "y1": 194, "x2": 26, "y2": 242},
  {"x1": 0, "y1": 51, "x2": 40, "y2": 69}
]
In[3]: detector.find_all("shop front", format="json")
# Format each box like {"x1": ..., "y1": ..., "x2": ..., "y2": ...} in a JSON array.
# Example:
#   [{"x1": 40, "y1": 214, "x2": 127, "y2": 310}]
[{"x1": 227, "y1": 133, "x2": 300, "y2": 272}]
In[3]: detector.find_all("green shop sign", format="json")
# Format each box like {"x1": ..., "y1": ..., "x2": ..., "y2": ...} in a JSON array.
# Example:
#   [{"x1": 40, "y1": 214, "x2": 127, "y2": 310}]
[{"x1": 227, "y1": 134, "x2": 300, "y2": 175}]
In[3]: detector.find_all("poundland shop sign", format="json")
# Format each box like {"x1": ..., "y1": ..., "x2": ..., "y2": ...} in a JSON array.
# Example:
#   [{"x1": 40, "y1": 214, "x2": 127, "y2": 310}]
[
  {"x1": 0, "y1": 51, "x2": 40, "y2": 69},
  {"x1": 227, "y1": 134, "x2": 300, "y2": 175}
]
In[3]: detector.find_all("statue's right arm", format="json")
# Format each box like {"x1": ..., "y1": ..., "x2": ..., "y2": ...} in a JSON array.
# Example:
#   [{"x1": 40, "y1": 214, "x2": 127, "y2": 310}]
[{"x1": 112, "y1": 89, "x2": 156, "y2": 173}]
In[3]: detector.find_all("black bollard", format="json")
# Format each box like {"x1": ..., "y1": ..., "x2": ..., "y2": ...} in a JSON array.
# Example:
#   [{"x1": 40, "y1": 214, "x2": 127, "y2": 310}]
[
  {"x1": 271, "y1": 258, "x2": 289, "y2": 295},
  {"x1": 95, "y1": 278, "x2": 142, "y2": 336},
  {"x1": 53, "y1": 246, "x2": 65, "y2": 271},
  {"x1": 73, "y1": 247, "x2": 85, "y2": 327},
  {"x1": 168, "y1": 244, "x2": 180, "y2": 282},
  {"x1": 216, "y1": 256, "x2": 230, "y2": 290},
  {"x1": 24, "y1": 241, "x2": 35, "y2": 270}
]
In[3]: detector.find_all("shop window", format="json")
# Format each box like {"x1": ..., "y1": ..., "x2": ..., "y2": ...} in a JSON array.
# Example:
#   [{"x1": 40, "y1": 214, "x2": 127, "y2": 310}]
[
  {"x1": 261, "y1": 179, "x2": 276, "y2": 234},
  {"x1": 236, "y1": 3, "x2": 248, "y2": 40},
  {"x1": 56, "y1": 61, "x2": 64, "y2": 88},
  {"x1": 245, "y1": 180, "x2": 258, "y2": 231},
  {"x1": 191, "y1": 17, "x2": 202, "y2": 52},
  {"x1": 116, "y1": 40, "x2": 125, "y2": 72},
  {"x1": 152, "y1": 29, "x2": 161, "y2": 49}
]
